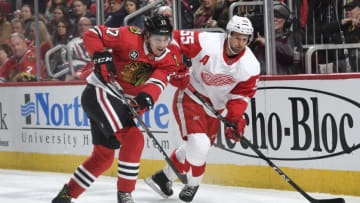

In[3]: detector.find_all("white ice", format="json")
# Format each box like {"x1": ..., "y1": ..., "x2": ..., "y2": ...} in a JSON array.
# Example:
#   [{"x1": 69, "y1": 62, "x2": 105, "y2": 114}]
[{"x1": 0, "y1": 169, "x2": 359, "y2": 203}]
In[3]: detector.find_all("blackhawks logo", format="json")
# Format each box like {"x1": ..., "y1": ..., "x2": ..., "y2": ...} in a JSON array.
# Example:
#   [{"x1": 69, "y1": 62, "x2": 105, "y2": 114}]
[
  {"x1": 129, "y1": 26, "x2": 142, "y2": 35},
  {"x1": 27, "y1": 55, "x2": 35, "y2": 62},
  {"x1": 121, "y1": 62, "x2": 153, "y2": 86}
]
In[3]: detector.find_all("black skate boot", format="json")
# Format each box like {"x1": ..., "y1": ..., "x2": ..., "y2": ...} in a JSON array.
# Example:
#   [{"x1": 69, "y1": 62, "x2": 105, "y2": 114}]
[
  {"x1": 179, "y1": 185, "x2": 199, "y2": 202},
  {"x1": 117, "y1": 191, "x2": 135, "y2": 203},
  {"x1": 52, "y1": 184, "x2": 73, "y2": 203},
  {"x1": 144, "y1": 170, "x2": 173, "y2": 198}
]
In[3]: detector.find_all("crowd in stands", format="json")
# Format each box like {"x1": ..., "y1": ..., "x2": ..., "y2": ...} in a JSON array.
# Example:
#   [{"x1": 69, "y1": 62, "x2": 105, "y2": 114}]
[{"x1": 0, "y1": 0, "x2": 359, "y2": 82}]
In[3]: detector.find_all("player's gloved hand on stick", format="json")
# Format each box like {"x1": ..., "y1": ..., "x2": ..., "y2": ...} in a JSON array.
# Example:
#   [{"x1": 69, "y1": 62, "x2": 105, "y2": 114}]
[
  {"x1": 224, "y1": 117, "x2": 246, "y2": 142},
  {"x1": 132, "y1": 92, "x2": 154, "y2": 111},
  {"x1": 169, "y1": 65, "x2": 190, "y2": 90},
  {"x1": 93, "y1": 51, "x2": 116, "y2": 83}
]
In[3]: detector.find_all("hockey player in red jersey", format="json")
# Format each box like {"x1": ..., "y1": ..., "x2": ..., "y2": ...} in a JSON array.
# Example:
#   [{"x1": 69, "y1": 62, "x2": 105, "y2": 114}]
[
  {"x1": 145, "y1": 16, "x2": 260, "y2": 202},
  {"x1": 52, "y1": 14, "x2": 181, "y2": 203}
]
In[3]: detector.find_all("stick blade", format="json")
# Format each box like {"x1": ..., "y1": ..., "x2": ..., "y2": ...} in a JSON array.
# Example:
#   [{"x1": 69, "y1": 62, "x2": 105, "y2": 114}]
[{"x1": 315, "y1": 198, "x2": 345, "y2": 203}]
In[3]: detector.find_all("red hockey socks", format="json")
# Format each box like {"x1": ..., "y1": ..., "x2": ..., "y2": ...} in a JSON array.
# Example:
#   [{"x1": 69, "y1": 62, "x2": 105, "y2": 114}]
[
  {"x1": 114, "y1": 126, "x2": 144, "y2": 193},
  {"x1": 67, "y1": 145, "x2": 115, "y2": 198},
  {"x1": 187, "y1": 163, "x2": 206, "y2": 186}
]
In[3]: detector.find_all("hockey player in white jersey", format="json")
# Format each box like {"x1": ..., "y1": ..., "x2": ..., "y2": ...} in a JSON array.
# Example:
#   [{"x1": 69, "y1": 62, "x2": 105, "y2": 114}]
[{"x1": 145, "y1": 16, "x2": 260, "y2": 202}]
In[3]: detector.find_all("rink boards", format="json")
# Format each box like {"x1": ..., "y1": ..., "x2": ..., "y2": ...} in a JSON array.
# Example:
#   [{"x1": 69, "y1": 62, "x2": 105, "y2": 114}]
[{"x1": 0, "y1": 75, "x2": 359, "y2": 196}]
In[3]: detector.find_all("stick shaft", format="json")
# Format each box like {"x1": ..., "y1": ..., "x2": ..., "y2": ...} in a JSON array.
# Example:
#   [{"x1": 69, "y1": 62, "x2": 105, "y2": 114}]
[
  {"x1": 109, "y1": 81, "x2": 188, "y2": 184},
  {"x1": 192, "y1": 90, "x2": 344, "y2": 203}
]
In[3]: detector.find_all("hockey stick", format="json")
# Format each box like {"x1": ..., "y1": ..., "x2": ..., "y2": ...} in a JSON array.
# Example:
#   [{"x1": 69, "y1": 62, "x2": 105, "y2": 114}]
[
  {"x1": 108, "y1": 80, "x2": 188, "y2": 184},
  {"x1": 191, "y1": 90, "x2": 345, "y2": 203}
]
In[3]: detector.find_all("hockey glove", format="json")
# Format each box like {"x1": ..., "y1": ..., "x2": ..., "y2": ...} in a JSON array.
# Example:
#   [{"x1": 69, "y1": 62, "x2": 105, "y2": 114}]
[
  {"x1": 169, "y1": 66, "x2": 190, "y2": 90},
  {"x1": 224, "y1": 117, "x2": 246, "y2": 142},
  {"x1": 93, "y1": 52, "x2": 116, "y2": 83},
  {"x1": 132, "y1": 92, "x2": 154, "y2": 111}
]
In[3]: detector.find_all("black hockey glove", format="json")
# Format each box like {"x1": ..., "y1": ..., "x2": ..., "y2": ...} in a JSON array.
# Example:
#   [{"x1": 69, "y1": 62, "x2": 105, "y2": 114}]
[
  {"x1": 133, "y1": 92, "x2": 154, "y2": 111},
  {"x1": 93, "y1": 51, "x2": 116, "y2": 83}
]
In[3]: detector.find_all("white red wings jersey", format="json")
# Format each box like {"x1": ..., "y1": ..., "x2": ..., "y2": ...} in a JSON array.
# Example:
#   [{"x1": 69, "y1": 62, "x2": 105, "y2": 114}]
[
  {"x1": 172, "y1": 30, "x2": 260, "y2": 116},
  {"x1": 83, "y1": 26, "x2": 181, "y2": 102}
]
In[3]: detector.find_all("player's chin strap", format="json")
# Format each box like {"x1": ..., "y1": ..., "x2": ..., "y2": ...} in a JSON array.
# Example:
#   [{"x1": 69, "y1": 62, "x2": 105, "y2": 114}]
[
  {"x1": 107, "y1": 79, "x2": 188, "y2": 185},
  {"x1": 188, "y1": 85, "x2": 345, "y2": 203},
  {"x1": 227, "y1": 33, "x2": 240, "y2": 55}
]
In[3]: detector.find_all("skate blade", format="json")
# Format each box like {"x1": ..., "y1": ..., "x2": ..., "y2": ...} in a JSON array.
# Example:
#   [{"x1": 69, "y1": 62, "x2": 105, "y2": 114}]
[{"x1": 144, "y1": 177, "x2": 171, "y2": 199}]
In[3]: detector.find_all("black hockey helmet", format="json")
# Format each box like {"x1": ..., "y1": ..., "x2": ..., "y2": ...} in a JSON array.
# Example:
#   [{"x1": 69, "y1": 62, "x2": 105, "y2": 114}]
[{"x1": 143, "y1": 14, "x2": 173, "y2": 36}]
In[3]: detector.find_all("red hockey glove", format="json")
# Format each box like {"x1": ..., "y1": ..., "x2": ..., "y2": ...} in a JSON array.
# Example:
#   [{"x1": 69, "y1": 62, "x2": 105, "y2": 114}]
[
  {"x1": 93, "y1": 52, "x2": 116, "y2": 83},
  {"x1": 224, "y1": 117, "x2": 246, "y2": 142},
  {"x1": 169, "y1": 66, "x2": 190, "y2": 90},
  {"x1": 133, "y1": 92, "x2": 154, "y2": 111}
]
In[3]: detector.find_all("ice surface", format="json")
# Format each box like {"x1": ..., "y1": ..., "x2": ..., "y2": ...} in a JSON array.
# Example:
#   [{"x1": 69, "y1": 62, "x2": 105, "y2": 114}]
[{"x1": 0, "y1": 169, "x2": 358, "y2": 203}]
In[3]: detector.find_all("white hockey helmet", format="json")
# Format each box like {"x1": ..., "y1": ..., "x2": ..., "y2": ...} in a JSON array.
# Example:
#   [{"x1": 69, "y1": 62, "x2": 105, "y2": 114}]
[{"x1": 226, "y1": 15, "x2": 254, "y2": 43}]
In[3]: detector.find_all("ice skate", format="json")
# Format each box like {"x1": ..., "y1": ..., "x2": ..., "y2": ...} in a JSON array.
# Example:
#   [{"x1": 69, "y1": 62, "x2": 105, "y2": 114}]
[
  {"x1": 144, "y1": 170, "x2": 173, "y2": 198},
  {"x1": 51, "y1": 184, "x2": 73, "y2": 203},
  {"x1": 118, "y1": 191, "x2": 135, "y2": 203},
  {"x1": 179, "y1": 185, "x2": 199, "y2": 202}
]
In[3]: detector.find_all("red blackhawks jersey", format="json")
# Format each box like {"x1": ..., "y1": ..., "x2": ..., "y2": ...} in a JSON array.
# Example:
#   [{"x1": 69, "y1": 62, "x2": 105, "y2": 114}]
[
  {"x1": 83, "y1": 26, "x2": 181, "y2": 102},
  {"x1": 172, "y1": 30, "x2": 260, "y2": 119},
  {"x1": 0, "y1": 49, "x2": 44, "y2": 81}
]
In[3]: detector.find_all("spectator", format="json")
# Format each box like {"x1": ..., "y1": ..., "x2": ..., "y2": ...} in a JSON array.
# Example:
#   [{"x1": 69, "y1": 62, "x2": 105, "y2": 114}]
[
  {"x1": 8, "y1": 19, "x2": 32, "y2": 46},
  {"x1": 0, "y1": 1, "x2": 10, "y2": 16},
  {"x1": 180, "y1": 0, "x2": 200, "y2": 29},
  {"x1": 47, "y1": 18, "x2": 73, "y2": 78},
  {"x1": 104, "y1": 0, "x2": 127, "y2": 27},
  {"x1": 10, "y1": 18, "x2": 26, "y2": 35},
  {"x1": 70, "y1": 0, "x2": 96, "y2": 35},
  {"x1": 89, "y1": 0, "x2": 110, "y2": 17},
  {"x1": 20, "y1": 4, "x2": 35, "y2": 40},
  {"x1": 52, "y1": 19, "x2": 73, "y2": 46},
  {"x1": 207, "y1": 0, "x2": 237, "y2": 30},
  {"x1": 340, "y1": 0, "x2": 360, "y2": 72},
  {"x1": 124, "y1": 0, "x2": 145, "y2": 28},
  {"x1": 47, "y1": 5, "x2": 71, "y2": 35},
  {"x1": 193, "y1": 0, "x2": 217, "y2": 28},
  {"x1": 45, "y1": 0, "x2": 70, "y2": 21},
  {"x1": 0, "y1": 10, "x2": 11, "y2": 44},
  {"x1": 29, "y1": 21, "x2": 53, "y2": 61},
  {"x1": 251, "y1": 1, "x2": 303, "y2": 74},
  {"x1": 317, "y1": 0, "x2": 360, "y2": 72},
  {"x1": 54, "y1": 17, "x2": 92, "y2": 80},
  {"x1": 0, "y1": 43, "x2": 11, "y2": 67},
  {"x1": 0, "y1": 33, "x2": 45, "y2": 82}
]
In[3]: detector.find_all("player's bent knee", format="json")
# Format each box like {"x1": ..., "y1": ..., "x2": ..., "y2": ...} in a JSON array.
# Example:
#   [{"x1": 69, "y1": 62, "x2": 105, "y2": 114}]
[
  {"x1": 185, "y1": 133, "x2": 211, "y2": 166},
  {"x1": 85, "y1": 145, "x2": 115, "y2": 172}
]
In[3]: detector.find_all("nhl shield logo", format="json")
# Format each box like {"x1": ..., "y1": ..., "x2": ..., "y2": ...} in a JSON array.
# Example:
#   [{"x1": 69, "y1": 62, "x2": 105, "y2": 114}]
[{"x1": 129, "y1": 50, "x2": 139, "y2": 60}]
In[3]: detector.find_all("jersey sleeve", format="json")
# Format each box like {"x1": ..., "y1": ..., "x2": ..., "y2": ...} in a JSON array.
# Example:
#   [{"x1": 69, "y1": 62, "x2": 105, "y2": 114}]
[
  {"x1": 141, "y1": 53, "x2": 180, "y2": 103},
  {"x1": 226, "y1": 74, "x2": 260, "y2": 120},
  {"x1": 172, "y1": 30, "x2": 202, "y2": 58},
  {"x1": 83, "y1": 25, "x2": 125, "y2": 56}
]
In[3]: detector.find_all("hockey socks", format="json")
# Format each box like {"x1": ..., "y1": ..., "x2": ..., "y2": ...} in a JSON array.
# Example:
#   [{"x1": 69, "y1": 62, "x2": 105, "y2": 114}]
[
  {"x1": 115, "y1": 126, "x2": 144, "y2": 193},
  {"x1": 67, "y1": 144, "x2": 115, "y2": 198}
]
